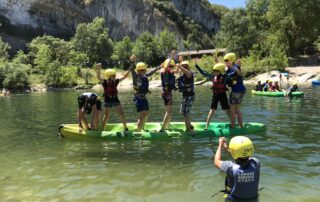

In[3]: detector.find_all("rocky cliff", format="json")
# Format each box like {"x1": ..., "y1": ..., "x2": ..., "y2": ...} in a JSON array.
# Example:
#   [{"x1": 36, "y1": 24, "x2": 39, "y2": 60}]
[{"x1": 0, "y1": 0, "x2": 220, "y2": 52}]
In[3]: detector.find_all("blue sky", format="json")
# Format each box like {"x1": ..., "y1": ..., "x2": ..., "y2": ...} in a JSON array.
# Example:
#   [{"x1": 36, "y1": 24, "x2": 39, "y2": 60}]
[{"x1": 209, "y1": 0, "x2": 246, "y2": 8}]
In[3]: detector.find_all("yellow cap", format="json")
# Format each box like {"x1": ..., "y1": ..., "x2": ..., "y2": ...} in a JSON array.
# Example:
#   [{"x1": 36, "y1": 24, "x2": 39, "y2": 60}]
[
  {"x1": 224, "y1": 53, "x2": 236, "y2": 63},
  {"x1": 181, "y1": 61, "x2": 190, "y2": 66},
  {"x1": 212, "y1": 63, "x2": 225, "y2": 74},
  {"x1": 104, "y1": 69, "x2": 116, "y2": 79},
  {"x1": 229, "y1": 136, "x2": 253, "y2": 159},
  {"x1": 136, "y1": 62, "x2": 147, "y2": 71},
  {"x1": 163, "y1": 59, "x2": 175, "y2": 68}
]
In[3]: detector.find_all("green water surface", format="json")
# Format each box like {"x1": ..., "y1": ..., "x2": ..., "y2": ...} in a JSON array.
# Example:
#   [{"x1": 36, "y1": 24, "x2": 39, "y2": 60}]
[{"x1": 0, "y1": 87, "x2": 319, "y2": 202}]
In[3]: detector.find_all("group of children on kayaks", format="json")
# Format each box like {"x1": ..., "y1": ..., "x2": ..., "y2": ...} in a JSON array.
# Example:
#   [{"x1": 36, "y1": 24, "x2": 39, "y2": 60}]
[
  {"x1": 77, "y1": 51, "x2": 246, "y2": 132},
  {"x1": 254, "y1": 79, "x2": 299, "y2": 96}
]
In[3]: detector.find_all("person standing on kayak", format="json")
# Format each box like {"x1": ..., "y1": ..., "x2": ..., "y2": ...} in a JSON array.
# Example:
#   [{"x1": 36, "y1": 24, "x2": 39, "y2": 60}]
[
  {"x1": 224, "y1": 53, "x2": 246, "y2": 129},
  {"x1": 129, "y1": 55, "x2": 161, "y2": 132},
  {"x1": 214, "y1": 136, "x2": 260, "y2": 201},
  {"x1": 159, "y1": 57, "x2": 177, "y2": 132},
  {"x1": 195, "y1": 60, "x2": 230, "y2": 130},
  {"x1": 177, "y1": 59, "x2": 195, "y2": 132},
  {"x1": 96, "y1": 63, "x2": 130, "y2": 131},
  {"x1": 77, "y1": 92, "x2": 102, "y2": 130}
]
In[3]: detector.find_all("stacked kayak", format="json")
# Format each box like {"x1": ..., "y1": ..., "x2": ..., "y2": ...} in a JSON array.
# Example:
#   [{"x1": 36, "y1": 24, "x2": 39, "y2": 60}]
[
  {"x1": 312, "y1": 80, "x2": 320, "y2": 86},
  {"x1": 59, "y1": 122, "x2": 266, "y2": 140},
  {"x1": 251, "y1": 90, "x2": 304, "y2": 97}
]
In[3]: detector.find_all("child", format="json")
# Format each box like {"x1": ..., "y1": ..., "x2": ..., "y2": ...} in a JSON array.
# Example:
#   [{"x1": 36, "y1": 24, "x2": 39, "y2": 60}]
[
  {"x1": 177, "y1": 60, "x2": 195, "y2": 132},
  {"x1": 254, "y1": 81, "x2": 262, "y2": 91},
  {"x1": 159, "y1": 58, "x2": 176, "y2": 132},
  {"x1": 96, "y1": 63, "x2": 130, "y2": 131},
  {"x1": 286, "y1": 83, "x2": 299, "y2": 97},
  {"x1": 224, "y1": 53, "x2": 246, "y2": 129},
  {"x1": 214, "y1": 136, "x2": 260, "y2": 201},
  {"x1": 195, "y1": 61, "x2": 230, "y2": 130},
  {"x1": 270, "y1": 80, "x2": 280, "y2": 92},
  {"x1": 77, "y1": 92, "x2": 102, "y2": 130},
  {"x1": 129, "y1": 55, "x2": 161, "y2": 132}
]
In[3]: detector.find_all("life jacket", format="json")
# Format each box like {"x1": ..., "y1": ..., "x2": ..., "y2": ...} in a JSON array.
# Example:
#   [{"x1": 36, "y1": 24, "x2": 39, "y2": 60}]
[
  {"x1": 161, "y1": 71, "x2": 175, "y2": 92},
  {"x1": 134, "y1": 75, "x2": 149, "y2": 95},
  {"x1": 225, "y1": 159, "x2": 260, "y2": 200},
  {"x1": 103, "y1": 79, "x2": 118, "y2": 97},
  {"x1": 178, "y1": 74, "x2": 194, "y2": 94},
  {"x1": 212, "y1": 75, "x2": 227, "y2": 94},
  {"x1": 226, "y1": 65, "x2": 239, "y2": 87}
]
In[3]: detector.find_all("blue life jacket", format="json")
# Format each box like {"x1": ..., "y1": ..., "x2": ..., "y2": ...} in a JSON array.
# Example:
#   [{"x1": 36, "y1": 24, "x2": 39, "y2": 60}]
[
  {"x1": 263, "y1": 84, "x2": 269, "y2": 92},
  {"x1": 134, "y1": 75, "x2": 149, "y2": 95},
  {"x1": 178, "y1": 74, "x2": 194, "y2": 96},
  {"x1": 226, "y1": 158, "x2": 260, "y2": 200},
  {"x1": 226, "y1": 65, "x2": 246, "y2": 92},
  {"x1": 161, "y1": 71, "x2": 175, "y2": 92}
]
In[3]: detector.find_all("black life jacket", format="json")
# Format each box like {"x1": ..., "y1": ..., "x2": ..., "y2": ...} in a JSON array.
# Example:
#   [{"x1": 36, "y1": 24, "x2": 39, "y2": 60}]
[
  {"x1": 178, "y1": 74, "x2": 194, "y2": 94},
  {"x1": 134, "y1": 75, "x2": 149, "y2": 95},
  {"x1": 161, "y1": 71, "x2": 175, "y2": 92}
]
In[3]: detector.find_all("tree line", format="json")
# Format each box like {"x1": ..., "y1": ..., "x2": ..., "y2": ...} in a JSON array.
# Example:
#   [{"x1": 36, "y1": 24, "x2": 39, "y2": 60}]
[{"x1": 0, "y1": 0, "x2": 320, "y2": 90}]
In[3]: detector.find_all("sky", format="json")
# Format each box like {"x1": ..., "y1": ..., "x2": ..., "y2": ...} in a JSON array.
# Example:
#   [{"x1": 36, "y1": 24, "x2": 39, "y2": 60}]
[{"x1": 209, "y1": 0, "x2": 246, "y2": 8}]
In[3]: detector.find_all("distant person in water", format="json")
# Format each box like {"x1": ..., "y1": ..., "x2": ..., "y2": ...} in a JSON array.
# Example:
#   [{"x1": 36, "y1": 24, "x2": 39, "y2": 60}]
[
  {"x1": 286, "y1": 83, "x2": 299, "y2": 97},
  {"x1": 77, "y1": 92, "x2": 102, "y2": 130},
  {"x1": 96, "y1": 63, "x2": 130, "y2": 131},
  {"x1": 224, "y1": 53, "x2": 246, "y2": 129},
  {"x1": 195, "y1": 60, "x2": 230, "y2": 130},
  {"x1": 214, "y1": 136, "x2": 260, "y2": 201},
  {"x1": 129, "y1": 55, "x2": 161, "y2": 132},
  {"x1": 254, "y1": 81, "x2": 263, "y2": 91}
]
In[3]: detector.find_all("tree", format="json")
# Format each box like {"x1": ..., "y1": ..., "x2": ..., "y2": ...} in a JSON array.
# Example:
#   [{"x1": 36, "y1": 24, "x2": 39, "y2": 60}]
[
  {"x1": 0, "y1": 62, "x2": 30, "y2": 90},
  {"x1": 0, "y1": 37, "x2": 10, "y2": 62},
  {"x1": 267, "y1": 0, "x2": 320, "y2": 56},
  {"x1": 157, "y1": 29, "x2": 177, "y2": 58},
  {"x1": 72, "y1": 17, "x2": 113, "y2": 64},
  {"x1": 132, "y1": 32, "x2": 160, "y2": 65},
  {"x1": 111, "y1": 36, "x2": 133, "y2": 69},
  {"x1": 215, "y1": 8, "x2": 256, "y2": 57}
]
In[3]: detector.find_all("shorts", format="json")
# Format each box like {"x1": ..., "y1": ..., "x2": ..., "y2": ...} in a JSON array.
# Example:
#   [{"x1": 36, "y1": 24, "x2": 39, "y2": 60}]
[
  {"x1": 229, "y1": 91, "x2": 246, "y2": 105},
  {"x1": 134, "y1": 95, "x2": 149, "y2": 112},
  {"x1": 104, "y1": 96, "x2": 120, "y2": 108},
  {"x1": 78, "y1": 95, "x2": 101, "y2": 114},
  {"x1": 162, "y1": 92, "x2": 173, "y2": 106},
  {"x1": 180, "y1": 95, "x2": 194, "y2": 116},
  {"x1": 211, "y1": 93, "x2": 229, "y2": 110}
]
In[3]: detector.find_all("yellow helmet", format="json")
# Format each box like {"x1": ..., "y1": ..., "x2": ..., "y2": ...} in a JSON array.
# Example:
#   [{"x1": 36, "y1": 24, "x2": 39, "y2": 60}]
[
  {"x1": 212, "y1": 63, "x2": 225, "y2": 74},
  {"x1": 136, "y1": 62, "x2": 147, "y2": 71},
  {"x1": 104, "y1": 69, "x2": 116, "y2": 79},
  {"x1": 293, "y1": 82, "x2": 298, "y2": 86},
  {"x1": 224, "y1": 53, "x2": 236, "y2": 63},
  {"x1": 181, "y1": 61, "x2": 190, "y2": 66},
  {"x1": 229, "y1": 136, "x2": 253, "y2": 159},
  {"x1": 163, "y1": 59, "x2": 175, "y2": 68}
]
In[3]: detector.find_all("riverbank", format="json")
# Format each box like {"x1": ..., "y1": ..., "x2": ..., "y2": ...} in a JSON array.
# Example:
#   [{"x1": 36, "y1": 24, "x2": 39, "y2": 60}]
[{"x1": 24, "y1": 65, "x2": 320, "y2": 93}]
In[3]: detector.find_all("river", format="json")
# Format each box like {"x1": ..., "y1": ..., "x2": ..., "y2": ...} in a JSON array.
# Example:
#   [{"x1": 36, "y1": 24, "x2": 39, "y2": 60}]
[{"x1": 0, "y1": 86, "x2": 319, "y2": 202}]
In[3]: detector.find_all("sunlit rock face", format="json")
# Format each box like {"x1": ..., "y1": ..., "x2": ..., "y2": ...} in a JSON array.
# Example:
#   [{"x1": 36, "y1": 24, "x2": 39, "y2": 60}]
[{"x1": 0, "y1": 0, "x2": 220, "y2": 51}]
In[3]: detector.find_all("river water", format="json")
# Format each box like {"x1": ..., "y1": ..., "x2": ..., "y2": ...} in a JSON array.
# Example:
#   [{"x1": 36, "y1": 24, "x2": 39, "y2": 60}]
[{"x1": 0, "y1": 86, "x2": 319, "y2": 202}]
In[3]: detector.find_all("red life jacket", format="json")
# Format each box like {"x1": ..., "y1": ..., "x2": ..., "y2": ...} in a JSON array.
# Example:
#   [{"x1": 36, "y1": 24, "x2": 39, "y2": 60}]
[
  {"x1": 103, "y1": 79, "x2": 118, "y2": 97},
  {"x1": 212, "y1": 75, "x2": 227, "y2": 94}
]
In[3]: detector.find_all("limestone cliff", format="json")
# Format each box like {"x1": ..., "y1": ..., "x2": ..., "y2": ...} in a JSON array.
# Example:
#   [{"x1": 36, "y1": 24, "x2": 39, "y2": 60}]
[{"x1": 0, "y1": 0, "x2": 220, "y2": 52}]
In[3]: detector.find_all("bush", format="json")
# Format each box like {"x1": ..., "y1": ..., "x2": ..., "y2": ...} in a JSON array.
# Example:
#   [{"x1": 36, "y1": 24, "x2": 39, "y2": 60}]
[
  {"x1": 44, "y1": 61, "x2": 77, "y2": 87},
  {"x1": 0, "y1": 62, "x2": 31, "y2": 90}
]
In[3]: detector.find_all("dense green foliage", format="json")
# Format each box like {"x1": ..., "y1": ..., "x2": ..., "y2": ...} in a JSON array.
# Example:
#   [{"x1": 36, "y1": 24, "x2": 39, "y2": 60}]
[{"x1": 1, "y1": 0, "x2": 320, "y2": 90}]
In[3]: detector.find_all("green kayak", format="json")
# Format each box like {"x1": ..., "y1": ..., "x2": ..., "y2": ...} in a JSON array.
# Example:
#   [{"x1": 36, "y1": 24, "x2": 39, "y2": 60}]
[
  {"x1": 58, "y1": 122, "x2": 266, "y2": 140},
  {"x1": 251, "y1": 90, "x2": 304, "y2": 97}
]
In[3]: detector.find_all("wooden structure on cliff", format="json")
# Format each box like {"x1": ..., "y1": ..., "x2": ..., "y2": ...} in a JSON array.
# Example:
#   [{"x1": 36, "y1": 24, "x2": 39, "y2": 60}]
[{"x1": 178, "y1": 48, "x2": 227, "y2": 58}]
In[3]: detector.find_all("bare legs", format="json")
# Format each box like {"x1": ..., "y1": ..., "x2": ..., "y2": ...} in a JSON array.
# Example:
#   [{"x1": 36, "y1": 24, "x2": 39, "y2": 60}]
[
  {"x1": 205, "y1": 109, "x2": 230, "y2": 130},
  {"x1": 137, "y1": 111, "x2": 149, "y2": 132},
  {"x1": 102, "y1": 105, "x2": 128, "y2": 131},
  {"x1": 161, "y1": 105, "x2": 172, "y2": 131},
  {"x1": 230, "y1": 104, "x2": 243, "y2": 128}
]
